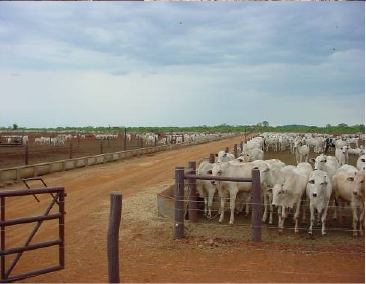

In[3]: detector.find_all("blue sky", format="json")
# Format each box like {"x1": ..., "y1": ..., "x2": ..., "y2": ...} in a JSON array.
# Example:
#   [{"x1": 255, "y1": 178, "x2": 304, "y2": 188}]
[{"x1": 0, "y1": 2, "x2": 364, "y2": 127}]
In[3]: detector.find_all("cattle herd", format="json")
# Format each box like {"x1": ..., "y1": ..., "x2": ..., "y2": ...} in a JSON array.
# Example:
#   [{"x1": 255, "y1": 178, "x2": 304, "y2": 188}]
[
  {"x1": 196, "y1": 132, "x2": 365, "y2": 237},
  {"x1": 0, "y1": 131, "x2": 232, "y2": 147}
]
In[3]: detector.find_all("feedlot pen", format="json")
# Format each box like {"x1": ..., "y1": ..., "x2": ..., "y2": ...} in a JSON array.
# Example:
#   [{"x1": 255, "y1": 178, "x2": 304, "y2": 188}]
[{"x1": 0, "y1": 136, "x2": 364, "y2": 283}]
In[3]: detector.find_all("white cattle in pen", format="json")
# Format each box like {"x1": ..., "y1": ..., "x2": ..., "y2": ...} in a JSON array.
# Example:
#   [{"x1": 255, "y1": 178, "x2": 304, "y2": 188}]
[
  {"x1": 335, "y1": 145, "x2": 349, "y2": 166},
  {"x1": 311, "y1": 154, "x2": 340, "y2": 180},
  {"x1": 216, "y1": 151, "x2": 235, "y2": 163},
  {"x1": 332, "y1": 165, "x2": 365, "y2": 236},
  {"x1": 357, "y1": 155, "x2": 365, "y2": 171},
  {"x1": 294, "y1": 141, "x2": 310, "y2": 164},
  {"x1": 306, "y1": 170, "x2": 332, "y2": 235},
  {"x1": 211, "y1": 160, "x2": 271, "y2": 224},
  {"x1": 262, "y1": 159, "x2": 286, "y2": 224},
  {"x1": 265, "y1": 136, "x2": 279, "y2": 152},
  {"x1": 196, "y1": 161, "x2": 217, "y2": 218},
  {"x1": 348, "y1": 147, "x2": 365, "y2": 156},
  {"x1": 272, "y1": 162, "x2": 312, "y2": 233},
  {"x1": 239, "y1": 148, "x2": 264, "y2": 162},
  {"x1": 22, "y1": 136, "x2": 29, "y2": 145}
]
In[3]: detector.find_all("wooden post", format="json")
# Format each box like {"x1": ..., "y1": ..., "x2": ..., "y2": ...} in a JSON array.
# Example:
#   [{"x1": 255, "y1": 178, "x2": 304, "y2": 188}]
[
  {"x1": 225, "y1": 147, "x2": 229, "y2": 153},
  {"x1": 188, "y1": 161, "x2": 197, "y2": 223},
  {"x1": 174, "y1": 167, "x2": 185, "y2": 239},
  {"x1": 154, "y1": 136, "x2": 157, "y2": 147},
  {"x1": 100, "y1": 140, "x2": 104, "y2": 154},
  {"x1": 123, "y1": 128, "x2": 127, "y2": 151},
  {"x1": 1, "y1": 197, "x2": 5, "y2": 280},
  {"x1": 24, "y1": 144, "x2": 29, "y2": 165},
  {"x1": 140, "y1": 138, "x2": 143, "y2": 148},
  {"x1": 107, "y1": 192, "x2": 122, "y2": 283},
  {"x1": 251, "y1": 168, "x2": 261, "y2": 242},
  {"x1": 69, "y1": 142, "x2": 73, "y2": 159},
  {"x1": 234, "y1": 144, "x2": 238, "y2": 158},
  {"x1": 209, "y1": 153, "x2": 215, "y2": 163},
  {"x1": 240, "y1": 141, "x2": 244, "y2": 152}
]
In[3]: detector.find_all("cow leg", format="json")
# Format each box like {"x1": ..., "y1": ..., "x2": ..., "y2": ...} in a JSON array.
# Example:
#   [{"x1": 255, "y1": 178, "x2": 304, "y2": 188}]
[
  {"x1": 219, "y1": 190, "x2": 226, "y2": 223},
  {"x1": 359, "y1": 204, "x2": 364, "y2": 236},
  {"x1": 321, "y1": 205, "x2": 329, "y2": 236},
  {"x1": 352, "y1": 202, "x2": 359, "y2": 237},
  {"x1": 302, "y1": 197, "x2": 307, "y2": 223},
  {"x1": 262, "y1": 192, "x2": 268, "y2": 223},
  {"x1": 207, "y1": 188, "x2": 216, "y2": 219},
  {"x1": 294, "y1": 200, "x2": 301, "y2": 233},
  {"x1": 229, "y1": 188, "x2": 239, "y2": 225},
  {"x1": 308, "y1": 205, "x2": 314, "y2": 235},
  {"x1": 269, "y1": 202, "x2": 274, "y2": 225},
  {"x1": 203, "y1": 197, "x2": 208, "y2": 217},
  {"x1": 245, "y1": 194, "x2": 251, "y2": 216},
  {"x1": 277, "y1": 206, "x2": 283, "y2": 231},
  {"x1": 332, "y1": 198, "x2": 337, "y2": 220}
]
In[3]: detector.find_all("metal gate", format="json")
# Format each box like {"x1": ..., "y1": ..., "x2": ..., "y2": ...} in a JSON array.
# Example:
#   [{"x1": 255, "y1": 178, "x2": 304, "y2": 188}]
[{"x1": 0, "y1": 187, "x2": 66, "y2": 282}]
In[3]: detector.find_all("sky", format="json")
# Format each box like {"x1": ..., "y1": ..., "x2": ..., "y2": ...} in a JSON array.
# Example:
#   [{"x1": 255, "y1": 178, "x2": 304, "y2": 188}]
[{"x1": 0, "y1": 2, "x2": 364, "y2": 128}]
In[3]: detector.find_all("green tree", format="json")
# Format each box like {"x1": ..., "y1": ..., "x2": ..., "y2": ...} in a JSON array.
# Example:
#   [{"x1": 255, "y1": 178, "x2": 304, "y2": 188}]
[
  {"x1": 262, "y1": 121, "x2": 269, "y2": 127},
  {"x1": 12, "y1": 123, "x2": 18, "y2": 130}
]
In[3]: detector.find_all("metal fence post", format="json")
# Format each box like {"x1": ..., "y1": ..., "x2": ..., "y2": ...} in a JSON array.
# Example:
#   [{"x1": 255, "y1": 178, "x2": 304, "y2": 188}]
[
  {"x1": 209, "y1": 153, "x2": 215, "y2": 163},
  {"x1": 251, "y1": 168, "x2": 262, "y2": 242},
  {"x1": 24, "y1": 144, "x2": 29, "y2": 165},
  {"x1": 107, "y1": 192, "x2": 122, "y2": 283},
  {"x1": 188, "y1": 161, "x2": 197, "y2": 223},
  {"x1": 174, "y1": 167, "x2": 185, "y2": 239},
  {"x1": 234, "y1": 144, "x2": 238, "y2": 158}
]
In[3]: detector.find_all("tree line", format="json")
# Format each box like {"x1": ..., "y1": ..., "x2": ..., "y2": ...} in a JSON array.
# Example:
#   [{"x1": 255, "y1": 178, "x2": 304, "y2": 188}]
[{"x1": 1, "y1": 123, "x2": 364, "y2": 134}]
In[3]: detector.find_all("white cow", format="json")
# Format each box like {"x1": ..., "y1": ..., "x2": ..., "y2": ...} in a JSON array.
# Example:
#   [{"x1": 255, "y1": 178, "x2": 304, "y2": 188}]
[
  {"x1": 216, "y1": 151, "x2": 235, "y2": 163},
  {"x1": 294, "y1": 141, "x2": 310, "y2": 164},
  {"x1": 356, "y1": 155, "x2": 365, "y2": 171},
  {"x1": 262, "y1": 159, "x2": 286, "y2": 224},
  {"x1": 212, "y1": 160, "x2": 270, "y2": 224},
  {"x1": 239, "y1": 148, "x2": 264, "y2": 162},
  {"x1": 196, "y1": 161, "x2": 217, "y2": 218},
  {"x1": 335, "y1": 146, "x2": 349, "y2": 166},
  {"x1": 332, "y1": 166, "x2": 365, "y2": 236},
  {"x1": 306, "y1": 170, "x2": 332, "y2": 235},
  {"x1": 272, "y1": 162, "x2": 312, "y2": 233}
]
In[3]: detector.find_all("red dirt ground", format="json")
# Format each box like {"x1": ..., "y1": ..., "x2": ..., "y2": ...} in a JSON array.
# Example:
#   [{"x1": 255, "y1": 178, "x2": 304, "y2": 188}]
[{"x1": 2, "y1": 135, "x2": 364, "y2": 283}]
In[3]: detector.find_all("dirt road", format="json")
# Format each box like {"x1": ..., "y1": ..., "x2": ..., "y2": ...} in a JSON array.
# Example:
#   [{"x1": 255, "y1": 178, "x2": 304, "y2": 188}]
[{"x1": 2, "y1": 135, "x2": 364, "y2": 283}]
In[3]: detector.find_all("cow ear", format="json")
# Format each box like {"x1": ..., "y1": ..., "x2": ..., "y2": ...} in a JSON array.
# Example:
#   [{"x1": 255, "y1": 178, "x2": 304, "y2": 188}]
[
  {"x1": 347, "y1": 177, "x2": 354, "y2": 182},
  {"x1": 267, "y1": 188, "x2": 272, "y2": 192},
  {"x1": 309, "y1": 158, "x2": 315, "y2": 163},
  {"x1": 207, "y1": 170, "x2": 212, "y2": 174},
  {"x1": 253, "y1": 167, "x2": 259, "y2": 170},
  {"x1": 215, "y1": 154, "x2": 218, "y2": 157},
  {"x1": 308, "y1": 180, "x2": 315, "y2": 184},
  {"x1": 238, "y1": 158, "x2": 244, "y2": 162}
]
